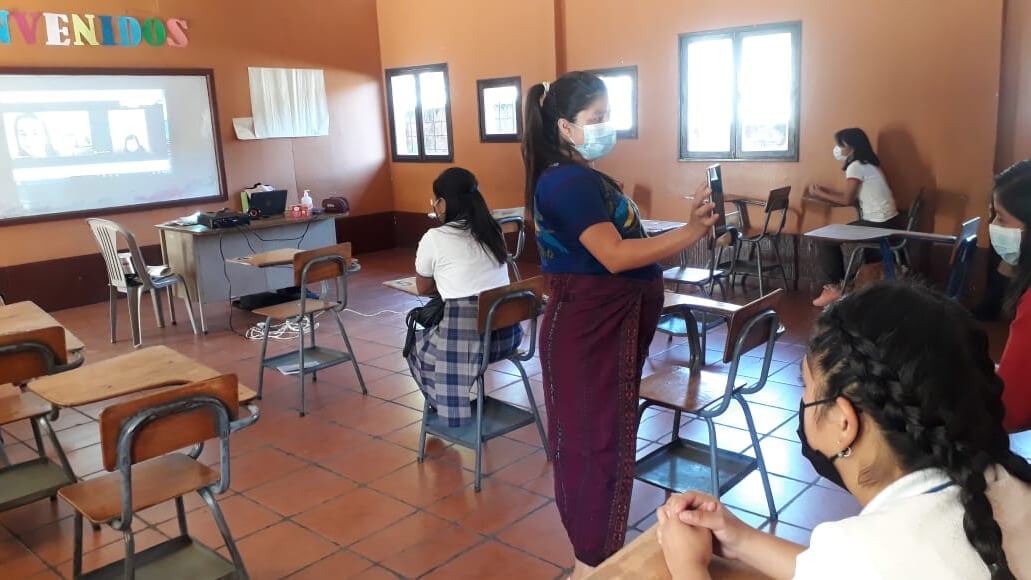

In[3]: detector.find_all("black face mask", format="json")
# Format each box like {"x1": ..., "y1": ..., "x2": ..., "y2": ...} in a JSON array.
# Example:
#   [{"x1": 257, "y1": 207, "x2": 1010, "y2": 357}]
[{"x1": 797, "y1": 398, "x2": 848, "y2": 490}]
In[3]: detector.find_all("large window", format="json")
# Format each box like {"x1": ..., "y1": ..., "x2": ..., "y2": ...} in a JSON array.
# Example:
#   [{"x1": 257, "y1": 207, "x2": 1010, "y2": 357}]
[
  {"x1": 477, "y1": 76, "x2": 522, "y2": 143},
  {"x1": 385, "y1": 63, "x2": 453, "y2": 162},
  {"x1": 587, "y1": 66, "x2": 638, "y2": 139},
  {"x1": 679, "y1": 22, "x2": 801, "y2": 161}
]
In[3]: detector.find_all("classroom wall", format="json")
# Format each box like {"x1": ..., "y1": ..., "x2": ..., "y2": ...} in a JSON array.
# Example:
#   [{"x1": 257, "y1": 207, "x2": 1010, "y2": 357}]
[
  {"x1": 376, "y1": 0, "x2": 557, "y2": 214},
  {"x1": 996, "y1": 0, "x2": 1031, "y2": 172},
  {"x1": 0, "y1": 0, "x2": 392, "y2": 269},
  {"x1": 563, "y1": 0, "x2": 1005, "y2": 238}
]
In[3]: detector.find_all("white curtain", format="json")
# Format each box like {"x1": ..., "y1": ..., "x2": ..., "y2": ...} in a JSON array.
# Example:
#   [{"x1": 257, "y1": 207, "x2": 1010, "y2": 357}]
[{"x1": 245, "y1": 67, "x2": 329, "y2": 139}]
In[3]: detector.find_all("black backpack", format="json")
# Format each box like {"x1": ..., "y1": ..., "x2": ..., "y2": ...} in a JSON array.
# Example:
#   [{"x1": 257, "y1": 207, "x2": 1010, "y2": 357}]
[{"x1": 402, "y1": 295, "x2": 445, "y2": 358}]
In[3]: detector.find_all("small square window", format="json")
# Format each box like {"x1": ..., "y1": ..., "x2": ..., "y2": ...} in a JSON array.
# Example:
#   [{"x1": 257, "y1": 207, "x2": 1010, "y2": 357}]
[{"x1": 477, "y1": 76, "x2": 522, "y2": 143}]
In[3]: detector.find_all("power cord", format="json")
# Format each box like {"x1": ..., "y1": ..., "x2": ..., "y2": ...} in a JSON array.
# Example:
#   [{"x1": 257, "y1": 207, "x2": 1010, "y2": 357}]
[{"x1": 244, "y1": 317, "x2": 318, "y2": 341}]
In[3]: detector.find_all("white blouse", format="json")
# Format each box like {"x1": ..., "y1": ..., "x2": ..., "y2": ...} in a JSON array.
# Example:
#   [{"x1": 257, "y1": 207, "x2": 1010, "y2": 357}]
[{"x1": 793, "y1": 467, "x2": 1031, "y2": 579}]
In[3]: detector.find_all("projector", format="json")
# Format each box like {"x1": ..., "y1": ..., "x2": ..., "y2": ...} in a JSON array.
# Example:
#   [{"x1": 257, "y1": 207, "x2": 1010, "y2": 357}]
[{"x1": 198, "y1": 210, "x2": 250, "y2": 229}]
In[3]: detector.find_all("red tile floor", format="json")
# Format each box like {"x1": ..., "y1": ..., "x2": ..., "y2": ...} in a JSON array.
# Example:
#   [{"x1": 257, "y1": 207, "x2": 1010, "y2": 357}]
[{"x1": 3, "y1": 249, "x2": 1029, "y2": 579}]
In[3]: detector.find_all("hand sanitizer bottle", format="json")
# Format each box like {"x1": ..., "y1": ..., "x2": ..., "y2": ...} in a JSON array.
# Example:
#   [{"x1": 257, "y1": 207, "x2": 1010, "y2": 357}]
[{"x1": 301, "y1": 189, "x2": 314, "y2": 216}]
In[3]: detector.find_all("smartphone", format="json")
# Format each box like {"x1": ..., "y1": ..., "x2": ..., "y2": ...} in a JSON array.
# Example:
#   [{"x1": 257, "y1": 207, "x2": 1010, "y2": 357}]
[{"x1": 706, "y1": 164, "x2": 728, "y2": 235}]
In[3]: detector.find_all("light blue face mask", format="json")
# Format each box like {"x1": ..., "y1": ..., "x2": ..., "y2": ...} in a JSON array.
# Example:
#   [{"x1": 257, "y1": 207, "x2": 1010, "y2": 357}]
[{"x1": 572, "y1": 122, "x2": 617, "y2": 161}]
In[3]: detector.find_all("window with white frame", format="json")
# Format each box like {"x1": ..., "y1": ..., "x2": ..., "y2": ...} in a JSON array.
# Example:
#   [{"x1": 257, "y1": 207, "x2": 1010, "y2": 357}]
[
  {"x1": 588, "y1": 66, "x2": 638, "y2": 139},
  {"x1": 680, "y1": 22, "x2": 801, "y2": 160},
  {"x1": 385, "y1": 63, "x2": 453, "y2": 162}
]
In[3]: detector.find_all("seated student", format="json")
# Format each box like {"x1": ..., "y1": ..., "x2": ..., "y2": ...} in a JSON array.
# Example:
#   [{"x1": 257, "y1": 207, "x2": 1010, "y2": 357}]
[
  {"x1": 656, "y1": 281, "x2": 1031, "y2": 580},
  {"x1": 990, "y1": 159, "x2": 1031, "y2": 433},
  {"x1": 808, "y1": 128, "x2": 901, "y2": 307},
  {"x1": 407, "y1": 167, "x2": 521, "y2": 426}
]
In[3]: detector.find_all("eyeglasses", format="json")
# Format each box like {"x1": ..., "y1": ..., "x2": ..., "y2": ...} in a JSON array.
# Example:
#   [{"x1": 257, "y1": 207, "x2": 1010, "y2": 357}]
[{"x1": 801, "y1": 397, "x2": 838, "y2": 410}]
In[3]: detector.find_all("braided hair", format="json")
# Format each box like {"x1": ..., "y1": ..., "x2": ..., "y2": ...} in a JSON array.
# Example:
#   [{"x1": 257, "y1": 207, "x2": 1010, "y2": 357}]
[{"x1": 807, "y1": 280, "x2": 1031, "y2": 579}]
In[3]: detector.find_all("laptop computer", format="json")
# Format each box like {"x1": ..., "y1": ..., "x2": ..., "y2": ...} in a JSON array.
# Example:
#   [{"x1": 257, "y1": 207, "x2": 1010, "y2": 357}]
[{"x1": 249, "y1": 189, "x2": 289, "y2": 218}]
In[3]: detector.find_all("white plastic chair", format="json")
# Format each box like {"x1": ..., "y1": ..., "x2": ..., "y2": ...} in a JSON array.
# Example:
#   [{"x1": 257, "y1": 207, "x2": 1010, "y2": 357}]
[{"x1": 86, "y1": 218, "x2": 198, "y2": 347}]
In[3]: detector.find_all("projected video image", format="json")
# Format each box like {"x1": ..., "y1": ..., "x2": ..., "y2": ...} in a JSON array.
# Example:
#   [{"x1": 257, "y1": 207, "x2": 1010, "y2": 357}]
[
  {"x1": 0, "y1": 73, "x2": 223, "y2": 222},
  {"x1": 5, "y1": 111, "x2": 94, "y2": 159}
]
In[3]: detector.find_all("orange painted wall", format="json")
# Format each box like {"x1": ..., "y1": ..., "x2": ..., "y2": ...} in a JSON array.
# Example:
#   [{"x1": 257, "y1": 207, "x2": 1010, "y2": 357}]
[
  {"x1": 997, "y1": 0, "x2": 1031, "y2": 172},
  {"x1": 376, "y1": 0, "x2": 556, "y2": 213},
  {"x1": 560, "y1": 0, "x2": 1004, "y2": 238},
  {"x1": 0, "y1": 0, "x2": 392, "y2": 268}
]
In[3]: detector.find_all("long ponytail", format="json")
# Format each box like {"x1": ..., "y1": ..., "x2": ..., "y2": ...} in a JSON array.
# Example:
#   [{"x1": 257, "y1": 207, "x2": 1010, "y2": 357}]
[
  {"x1": 433, "y1": 167, "x2": 508, "y2": 266},
  {"x1": 521, "y1": 72, "x2": 609, "y2": 213}
]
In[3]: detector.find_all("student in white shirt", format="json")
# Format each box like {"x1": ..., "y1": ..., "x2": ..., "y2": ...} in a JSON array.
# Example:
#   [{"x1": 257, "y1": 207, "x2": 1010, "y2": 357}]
[
  {"x1": 808, "y1": 128, "x2": 901, "y2": 306},
  {"x1": 656, "y1": 281, "x2": 1031, "y2": 580},
  {"x1": 407, "y1": 167, "x2": 520, "y2": 427}
]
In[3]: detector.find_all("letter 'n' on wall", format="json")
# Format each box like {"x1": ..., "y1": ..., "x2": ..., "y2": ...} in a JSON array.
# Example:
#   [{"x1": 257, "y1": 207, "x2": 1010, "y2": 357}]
[{"x1": 71, "y1": 14, "x2": 98, "y2": 46}]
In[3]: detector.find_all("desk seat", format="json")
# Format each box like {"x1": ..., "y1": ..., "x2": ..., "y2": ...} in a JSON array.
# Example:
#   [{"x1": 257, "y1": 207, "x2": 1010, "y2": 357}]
[
  {"x1": 59, "y1": 454, "x2": 218, "y2": 524},
  {"x1": 252, "y1": 299, "x2": 337, "y2": 319},
  {"x1": 640, "y1": 367, "x2": 746, "y2": 413}
]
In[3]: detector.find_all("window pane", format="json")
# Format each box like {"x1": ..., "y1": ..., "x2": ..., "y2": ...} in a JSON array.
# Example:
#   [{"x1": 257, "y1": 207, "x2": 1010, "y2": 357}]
[
  {"x1": 483, "y1": 85, "x2": 518, "y2": 135},
  {"x1": 686, "y1": 37, "x2": 733, "y2": 153},
  {"x1": 390, "y1": 74, "x2": 418, "y2": 156},
  {"x1": 599, "y1": 74, "x2": 634, "y2": 132},
  {"x1": 739, "y1": 32, "x2": 793, "y2": 152},
  {"x1": 419, "y1": 71, "x2": 449, "y2": 155}
]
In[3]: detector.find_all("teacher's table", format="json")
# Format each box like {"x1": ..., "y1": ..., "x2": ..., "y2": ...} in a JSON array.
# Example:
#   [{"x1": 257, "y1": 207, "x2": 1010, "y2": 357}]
[
  {"x1": 588, "y1": 526, "x2": 770, "y2": 579},
  {"x1": 157, "y1": 214, "x2": 343, "y2": 333},
  {"x1": 804, "y1": 224, "x2": 956, "y2": 279}
]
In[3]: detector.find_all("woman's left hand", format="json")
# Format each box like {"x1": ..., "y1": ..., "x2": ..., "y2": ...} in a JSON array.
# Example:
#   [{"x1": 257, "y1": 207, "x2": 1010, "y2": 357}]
[{"x1": 657, "y1": 504, "x2": 713, "y2": 578}]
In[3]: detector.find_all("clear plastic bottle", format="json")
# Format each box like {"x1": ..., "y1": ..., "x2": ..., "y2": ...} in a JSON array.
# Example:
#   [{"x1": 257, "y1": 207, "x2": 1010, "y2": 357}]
[{"x1": 301, "y1": 189, "x2": 314, "y2": 216}]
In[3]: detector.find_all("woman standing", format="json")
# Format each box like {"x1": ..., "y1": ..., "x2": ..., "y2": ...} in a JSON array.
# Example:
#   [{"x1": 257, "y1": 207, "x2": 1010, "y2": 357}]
[
  {"x1": 809, "y1": 128, "x2": 901, "y2": 306},
  {"x1": 522, "y1": 71, "x2": 717, "y2": 577}
]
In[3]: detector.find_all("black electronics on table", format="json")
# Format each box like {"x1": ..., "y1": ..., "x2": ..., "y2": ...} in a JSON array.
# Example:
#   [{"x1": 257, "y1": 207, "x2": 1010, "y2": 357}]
[
  {"x1": 198, "y1": 209, "x2": 250, "y2": 229},
  {"x1": 249, "y1": 189, "x2": 289, "y2": 218}
]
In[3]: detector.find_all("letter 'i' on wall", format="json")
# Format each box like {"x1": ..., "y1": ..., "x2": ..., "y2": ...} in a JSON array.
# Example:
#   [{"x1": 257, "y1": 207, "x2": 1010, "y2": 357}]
[{"x1": 0, "y1": 10, "x2": 189, "y2": 47}]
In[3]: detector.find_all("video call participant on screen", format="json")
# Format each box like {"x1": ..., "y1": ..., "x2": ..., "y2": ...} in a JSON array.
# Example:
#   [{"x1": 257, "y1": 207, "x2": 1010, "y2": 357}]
[
  {"x1": 124, "y1": 134, "x2": 148, "y2": 155},
  {"x1": 13, "y1": 113, "x2": 56, "y2": 158}
]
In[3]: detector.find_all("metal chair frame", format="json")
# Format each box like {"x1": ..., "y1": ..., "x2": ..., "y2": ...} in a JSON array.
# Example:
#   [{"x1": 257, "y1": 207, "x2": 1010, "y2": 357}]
[
  {"x1": 725, "y1": 187, "x2": 792, "y2": 296},
  {"x1": 843, "y1": 189, "x2": 926, "y2": 283},
  {"x1": 497, "y1": 216, "x2": 527, "y2": 282}
]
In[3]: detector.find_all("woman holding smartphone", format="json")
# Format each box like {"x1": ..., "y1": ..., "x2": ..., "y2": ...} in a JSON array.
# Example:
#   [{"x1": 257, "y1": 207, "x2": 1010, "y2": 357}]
[{"x1": 523, "y1": 71, "x2": 718, "y2": 578}]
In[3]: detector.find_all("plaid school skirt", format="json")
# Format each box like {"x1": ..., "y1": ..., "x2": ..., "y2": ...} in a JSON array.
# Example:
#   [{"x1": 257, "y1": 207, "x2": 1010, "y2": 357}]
[{"x1": 407, "y1": 296, "x2": 523, "y2": 426}]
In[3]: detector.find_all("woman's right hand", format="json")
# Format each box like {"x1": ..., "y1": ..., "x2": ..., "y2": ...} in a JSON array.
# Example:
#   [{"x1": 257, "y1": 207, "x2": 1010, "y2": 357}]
[
  {"x1": 686, "y1": 184, "x2": 719, "y2": 239},
  {"x1": 664, "y1": 492, "x2": 753, "y2": 561}
]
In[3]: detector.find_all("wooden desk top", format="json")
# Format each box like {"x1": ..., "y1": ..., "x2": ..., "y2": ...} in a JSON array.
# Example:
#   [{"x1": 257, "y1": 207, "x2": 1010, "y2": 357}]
[
  {"x1": 156, "y1": 213, "x2": 340, "y2": 237},
  {"x1": 29, "y1": 346, "x2": 257, "y2": 407},
  {"x1": 805, "y1": 224, "x2": 956, "y2": 244},
  {"x1": 588, "y1": 526, "x2": 770, "y2": 579},
  {"x1": 226, "y1": 247, "x2": 302, "y2": 268},
  {"x1": 663, "y1": 291, "x2": 741, "y2": 318},
  {"x1": 383, "y1": 277, "x2": 424, "y2": 296},
  {"x1": 642, "y1": 220, "x2": 687, "y2": 236},
  {"x1": 0, "y1": 301, "x2": 85, "y2": 353}
]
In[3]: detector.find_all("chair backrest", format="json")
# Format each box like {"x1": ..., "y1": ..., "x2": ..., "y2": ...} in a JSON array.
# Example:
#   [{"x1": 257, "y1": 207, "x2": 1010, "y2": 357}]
[
  {"x1": 721, "y1": 288, "x2": 784, "y2": 364},
  {"x1": 905, "y1": 189, "x2": 926, "y2": 232},
  {"x1": 0, "y1": 326, "x2": 67, "y2": 385},
  {"x1": 99, "y1": 374, "x2": 239, "y2": 473},
  {"x1": 759, "y1": 186, "x2": 792, "y2": 237},
  {"x1": 86, "y1": 218, "x2": 148, "y2": 289},
  {"x1": 293, "y1": 242, "x2": 352, "y2": 286},
  {"x1": 497, "y1": 216, "x2": 526, "y2": 261},
  {"x1": 477, "y1": 276, "x2": 546, "y2": 335},
  {"x1": 946, "y1": 217, "x2": 981, "y2": 300}
]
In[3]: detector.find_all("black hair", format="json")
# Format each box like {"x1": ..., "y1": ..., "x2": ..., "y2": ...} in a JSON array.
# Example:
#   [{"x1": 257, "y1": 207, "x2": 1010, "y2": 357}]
[
  {"x1": 522, "y1": 71, "x2": 613, "y2": 211},
  {"x1": 992, "y1": 159, "x2": 1031, "y2": 315},
  {"x1": 432, "y1": 167, "x2": 508, "y2": 266},
  {"x1": 13, "y1": 113, "x2": 56, "y2": 158},
  {"x1": 835, "y1": 128, "x2": 880, "y2": 171},
  {"x1": 807, "y1": 280, "x2": 1031, "y2": 580}
]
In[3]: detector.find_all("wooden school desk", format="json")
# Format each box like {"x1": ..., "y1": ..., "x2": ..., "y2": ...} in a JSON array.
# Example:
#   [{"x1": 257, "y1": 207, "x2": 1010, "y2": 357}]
[
  {"x1": 157, "y1": 214, "x2": 341, "y2": 333},
  {"x1": 29, "y1": 346, "x2": 258, "y2": 408},
  {"x1": 804, "y1": 224, "x2": 956, "y2": 279},
  {"x1": 0, "y1": 301, "x2": 86, "y2": 360},
  {"x1": 588, "y1": 526, "x2": 770, "y2": 580}
]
